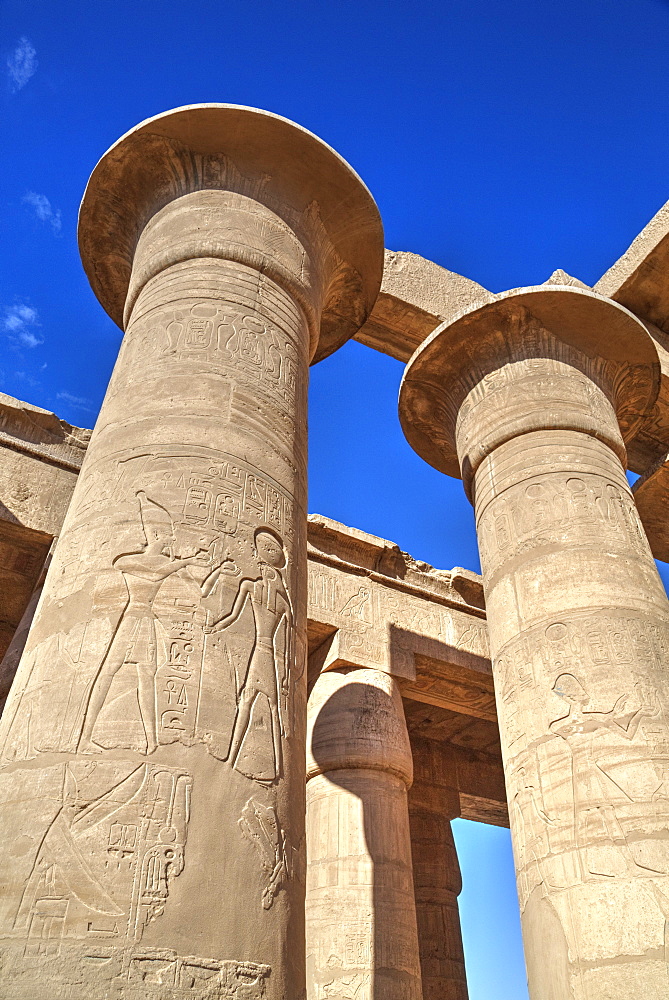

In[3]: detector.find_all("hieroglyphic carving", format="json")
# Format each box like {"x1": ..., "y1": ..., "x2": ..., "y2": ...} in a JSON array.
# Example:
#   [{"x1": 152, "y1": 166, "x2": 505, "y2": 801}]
[
  {"x1": 496, "y1": 610, "x2": 669, "y2": 913},
  {"x1": 307, "y1": 557, "x2": 489, "y2": 682},
  {"x1": 239, "y1": 799, "x2": 291, "y2": 909},
  {"x1": 0, "y1": 762, "x2": 191, "y2": 960},
  {"x1": 318, "y1": 955, "x2": 370, "y2": 1000},
  {"x1": 0, "y1": 447, "x2": 298, "y2": 769},
  {"x1": 114, "y1": 294, "x2": 301, "y2": 424},
  {"x1": 548, "y1": 672, "x2": 662, "y2": 880},
  {"x1": 120, "y1": 951, "x2": 272, "y2": 998},
  {"x1": 477, "y1": 470, "x2": 651, "y2": 576},
  {"x1": 79, "y1": 491, "x2": 234, "y2": 755},
  {"x1": 5, "y1": 942, "x2": 271, "y2": 999}
]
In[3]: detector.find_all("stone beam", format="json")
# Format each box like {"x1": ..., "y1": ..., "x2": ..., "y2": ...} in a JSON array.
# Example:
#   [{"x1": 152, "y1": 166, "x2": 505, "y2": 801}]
[
  {"x1": 0, "y1": 393, "x2": 88, "y2": 667},
  {"x1": 0, "y1": 391, "x2": 88, "y2": 532},
  {"x1": 353, "y1": 250, "x2": 493, "y2": 363},
  {"x1": 306, "y1": 514, "x2": 507, "y2": 825},
  {"x1": 595, "y1": 200, "x2": 669, "y2": 333},
  {"x1": 594, "y1": 205, "x2": 669, "y2": 475}
]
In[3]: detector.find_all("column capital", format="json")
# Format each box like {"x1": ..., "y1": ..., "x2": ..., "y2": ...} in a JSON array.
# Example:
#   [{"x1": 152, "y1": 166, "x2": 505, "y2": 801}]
[
  {"x1": 79, "y1": 103, "x2": 383, "y2": 362},
  {"x1": 307, "y1": 668, "x2": 413, "y2": 785},
  {"x1": 399, "y1": 284, "x2": 659, "y2": 493}
]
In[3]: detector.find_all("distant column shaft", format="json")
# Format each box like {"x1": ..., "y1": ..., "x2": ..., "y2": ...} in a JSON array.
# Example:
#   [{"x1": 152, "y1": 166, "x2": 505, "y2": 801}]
[{"x1": 408, "y1": 739, "x2": 468, "y2": 1000}]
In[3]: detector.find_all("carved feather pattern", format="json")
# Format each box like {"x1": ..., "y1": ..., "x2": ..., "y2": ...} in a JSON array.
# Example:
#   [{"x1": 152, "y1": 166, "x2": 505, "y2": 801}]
[{"x1": 239, "y1": 798, "x2": 289, "y2": 909}]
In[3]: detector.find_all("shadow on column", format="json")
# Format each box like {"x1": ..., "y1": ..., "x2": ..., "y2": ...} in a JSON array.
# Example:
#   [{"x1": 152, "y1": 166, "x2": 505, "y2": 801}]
[{"x1": 306, "y1": 670, "x2": 423, "y2": 1000}]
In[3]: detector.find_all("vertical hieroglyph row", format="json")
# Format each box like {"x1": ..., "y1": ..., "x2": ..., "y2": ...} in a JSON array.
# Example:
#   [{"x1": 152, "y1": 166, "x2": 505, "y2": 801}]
[
  {"x1": 400, "y1": 286, "x2": 669, "y2": 999},
  {"x1": 0, "y1": 105, "x2": 382, "y2": 1000},
  {"x1": 306, "y1": 668, "x2": 423, "y2": 1000}
]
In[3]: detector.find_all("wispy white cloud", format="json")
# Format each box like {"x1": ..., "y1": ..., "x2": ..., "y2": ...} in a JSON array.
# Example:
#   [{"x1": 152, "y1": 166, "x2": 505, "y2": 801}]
[
  {"x1": 14, "y1": 370, "x2": 39, "y2": 388},
  {"x1": 23, "y1": 191, "x2": 61, "y2": 234},
  {"x1": 7, "y1": 37, "x2": 37, "y2": 93},
  {"x1": 56, "y1": 390, "x2": 93, "y2": 412},
  {"x1": 2, "y1": 302, "x2": 44, "y2": 348}
]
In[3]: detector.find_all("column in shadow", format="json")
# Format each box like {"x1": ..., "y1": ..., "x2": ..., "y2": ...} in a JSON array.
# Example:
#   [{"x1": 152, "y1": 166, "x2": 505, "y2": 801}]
[{"x1": 306, "y1": 668, "x2": 423, "y2": 1000}]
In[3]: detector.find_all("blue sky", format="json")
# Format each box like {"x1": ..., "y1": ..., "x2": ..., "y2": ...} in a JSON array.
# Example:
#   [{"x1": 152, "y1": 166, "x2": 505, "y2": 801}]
[{"x1": 4, "y1": 1, "x2": 669, "y2": 996}]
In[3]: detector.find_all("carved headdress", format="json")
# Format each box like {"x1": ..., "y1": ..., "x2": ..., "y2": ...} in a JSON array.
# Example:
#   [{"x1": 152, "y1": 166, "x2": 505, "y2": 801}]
[{"x1": 136, "y1": 490, "x2": 174, "y2": 544}]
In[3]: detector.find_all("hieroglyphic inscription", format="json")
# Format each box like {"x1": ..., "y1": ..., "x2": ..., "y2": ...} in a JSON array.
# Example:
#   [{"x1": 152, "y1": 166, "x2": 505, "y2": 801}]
[
  {"x1": 307, "y1": 561, "x2": 488, "y2": 678},
  {"x1": 495, "y1": 610, "x2": 669, "y2": 910},
  {"x1": 0, "y1": 448, "x2": 299, "y2": 779},
  {"x1": 239, "y1": 799, "x2": 292, "y2": 910},
  {"x1": 477, "y1": 471, "x2": 651, "y2": 576},
  {"x1": 0, "y1": 762, "x2": 191, "y2": 961},
  {"x1": 115, "y1": 298, "x2": 300, "y2": 420}
]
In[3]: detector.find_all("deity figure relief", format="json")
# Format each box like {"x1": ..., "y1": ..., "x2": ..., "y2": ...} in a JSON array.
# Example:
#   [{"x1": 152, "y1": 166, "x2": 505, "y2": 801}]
[
  {"x1": 321, "y1": 956, "x2": 370, "y2": 1000},
  {"x1": 79, "y1": 491, "x2": 233, "y2": 755},
  {"x1": 204, "y1": 527, "x2": 293, "y2": 781},
  {"x1": 549, "y1": 672, "x2": 661, "y2": 878}
]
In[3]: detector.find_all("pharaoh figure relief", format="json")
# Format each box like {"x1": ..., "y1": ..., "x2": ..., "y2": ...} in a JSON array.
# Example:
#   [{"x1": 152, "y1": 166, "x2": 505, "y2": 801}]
[
  {"x1": 0, "y1": 447, "x2": 299, "y2": 774},
  {"x1": 79, "y1": 490, "x2": 234, "y2": 755},
  {"x1": 0, "y1": 450, "x2": 299, "y2": 981}
]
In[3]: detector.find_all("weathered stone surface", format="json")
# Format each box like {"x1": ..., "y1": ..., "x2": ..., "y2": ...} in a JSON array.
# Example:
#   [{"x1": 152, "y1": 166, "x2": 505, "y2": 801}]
[
  {"x1": 400, "y1": 283, "x2": 669, "y2": 998},
  {"x1": 0, "y1": 105, "x2": 382, "y2": 1000},
  {"x1": 354, "y1": 250, "x2": 493, "y2": 363},
  {"x1": 0, "y1": 392, "x2": 88, "y2": 667},
  {"x1": 306, "y1": 515, "x2": 505, "y2": 827},
  {"x1": 306, "y1": 668, "x2": 422, "y2": 1000}
]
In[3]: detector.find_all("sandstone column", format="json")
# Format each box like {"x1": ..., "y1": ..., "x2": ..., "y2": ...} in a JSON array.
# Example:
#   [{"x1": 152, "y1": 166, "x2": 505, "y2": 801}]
[
  {"x1": 400, "y1": 285, "x2": 669, "y2": 998},
  {"x1": 0, "y1": 105, "x2": 382, "y2": 1000},
  {"x1": 306, "y1": 668, "x2": 423, "y2": 1000},
  {"x1": 408, "y1": 737, "x2": 467, "y2": 1000}
]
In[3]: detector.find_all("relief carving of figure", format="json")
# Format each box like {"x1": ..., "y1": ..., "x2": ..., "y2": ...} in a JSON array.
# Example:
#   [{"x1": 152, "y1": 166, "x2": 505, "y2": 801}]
[
  {"x1": 14, "y1": 762, "x2": 191, "y2": 957},
  {"x1": 321, "y1": 955, "x2": 370, "y2": 1000},
  {"x1": 205, "y1": 527, "x2": 292, "y2": 782},
  {"x1": 549, "y1": 672, "x2": 661, "y2": 878},
  {"x1": 239, "y1": 798, "x2": 291, "y2": 909},
  {"x1": 79, "y1": 491, "x2": 232, "y2": 755}
]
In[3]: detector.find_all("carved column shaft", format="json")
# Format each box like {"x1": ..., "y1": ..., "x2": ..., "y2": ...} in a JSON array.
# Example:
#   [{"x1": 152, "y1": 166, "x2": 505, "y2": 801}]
[
  {"x1": 306, "y1": 668, "x2": 423, "y2": 1000},
  {"x1": 400, "y1": 289, "x2": 669, "y2": 998},
  {"x1": 0, "y1": 105, "x2": 382, "y2": 1000},
  {"x1": 408, "y1": 738, "x2": 467, "y2": 1000}
]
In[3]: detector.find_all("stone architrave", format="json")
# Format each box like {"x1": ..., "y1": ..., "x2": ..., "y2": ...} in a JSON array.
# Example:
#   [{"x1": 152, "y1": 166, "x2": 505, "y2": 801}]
[
  {"x1": 0, "y1": 105, "x2": 382, "y2": 1000},
  {"x1": 306, "y1": 668, "x2": 423, "y2": 1000},
  {"x1": 400, "y1": 285, "x2": 669, "y2": 998}
]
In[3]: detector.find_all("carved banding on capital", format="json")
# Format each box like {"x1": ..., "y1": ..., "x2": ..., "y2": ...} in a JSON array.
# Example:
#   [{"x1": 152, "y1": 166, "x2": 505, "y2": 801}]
[
  {"x1": 78, "y1": 104, "x2": 384, "y2": 362},
  {"x1": 399, "y1": 285, "x2": 660, "y2": 497},
  {"x1": 307, "y1": 669, "x2": 413, "y2": 786}
]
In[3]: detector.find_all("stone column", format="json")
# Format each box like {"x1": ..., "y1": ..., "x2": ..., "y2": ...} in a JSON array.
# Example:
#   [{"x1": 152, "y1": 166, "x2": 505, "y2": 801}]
[
  {"x1": 408, "y1": 737, "x2": 467, "y2": 1000},
  {"x1": 0, "y1": 105, "x2": 382, "y2": 1000},
  {"x1": 306, "y1": 668, "x2": 423, "y2": 1000},
  {"x1": 400, "y1": 285, "x2": 669, "y2": 998}
]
